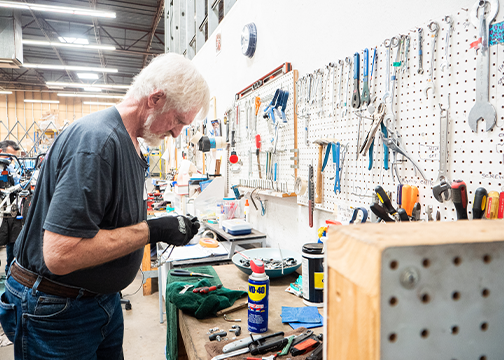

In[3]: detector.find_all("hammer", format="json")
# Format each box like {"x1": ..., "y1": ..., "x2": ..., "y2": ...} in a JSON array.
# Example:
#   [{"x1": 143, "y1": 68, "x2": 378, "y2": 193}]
[{"x1": 312, "y1": 138, "x2": 333, "y2": 204}]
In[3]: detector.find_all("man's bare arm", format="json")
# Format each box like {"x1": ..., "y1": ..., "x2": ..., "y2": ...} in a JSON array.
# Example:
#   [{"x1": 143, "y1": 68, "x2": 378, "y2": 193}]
[{"x1": 43, "y1": 222, "x2": 149, "y2": 275}]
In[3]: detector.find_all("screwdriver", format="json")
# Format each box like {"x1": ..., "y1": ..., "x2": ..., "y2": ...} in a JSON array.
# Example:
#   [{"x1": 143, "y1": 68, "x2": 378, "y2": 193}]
[
  {"x1": 499, "y1": 189, "x2": 504, "y2": 219},
  {"x1": 485, "y1": 191, "x2": 499, "y2": 220},
  {"x1": 451, "y1": 180, "x2": 468, "y2": 220},
  {"x1": 402, "y1": 185, "x2": 418, "y2": 216},
  {"x1": 472, "y1": 187, "x2": 487, "y2": 220}
]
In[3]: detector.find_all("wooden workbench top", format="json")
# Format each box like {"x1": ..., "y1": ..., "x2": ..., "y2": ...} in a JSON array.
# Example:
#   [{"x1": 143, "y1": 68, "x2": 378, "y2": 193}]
[{"x1": 178, "y1": 264, "x2": 319, "y2": 360}]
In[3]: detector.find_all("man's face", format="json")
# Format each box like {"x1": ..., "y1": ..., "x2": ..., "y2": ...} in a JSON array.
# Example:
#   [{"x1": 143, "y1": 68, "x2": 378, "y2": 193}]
[
  {"x1": 0, "y1": 146, "x2": 19, "y2": 157},
  {"x1": 141, "y1": 108, "x2": 198, "y2": 147}
]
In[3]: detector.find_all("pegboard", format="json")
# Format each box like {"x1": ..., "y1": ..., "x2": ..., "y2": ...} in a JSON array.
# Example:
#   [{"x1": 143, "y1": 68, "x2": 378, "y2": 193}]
[
  {"x1": 296, "y1": 8, "x2": 504, "y2": 223},
  {"x1": 380, "y1": 242, "x2": 504, "y2": 359},
  {"x1": 228, "y1": 71, "x2": 297, "y2": 194}
]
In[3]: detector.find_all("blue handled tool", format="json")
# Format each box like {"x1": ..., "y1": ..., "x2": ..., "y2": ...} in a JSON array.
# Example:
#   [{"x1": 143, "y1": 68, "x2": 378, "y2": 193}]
[
  {"x1": 321, "y1": 142, "x2": 333, "y2": 172},
  {"x1": 381, "y1": 122, "x2": 389, "y2": 170},
  {"x1": 349, "y1": 207, "x2": 368, "y2": 224},
  {"x1": 361, "y1": 48, "x2": 370, "y2": 106},
  {"x1": 334, "y1": 142, "x2": 341, "y2": 194},
  {"x1": 263, "y1": 89, "x2": 281, "y2": 123},
  {"x1": 351, "y1": 52, "x2": 361, "y2": 108},
  {"x1": 279, "y1": 91, "x2": 289, "y2": 123}
]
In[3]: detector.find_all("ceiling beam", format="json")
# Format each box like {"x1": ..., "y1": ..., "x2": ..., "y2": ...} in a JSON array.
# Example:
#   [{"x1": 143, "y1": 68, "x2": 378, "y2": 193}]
[
  {"x1": 89, "y1": 0, "x2": 108, "y2": 84},
  {"x1": 142, "y1": 0, "x2": 164, "y2": 68}
]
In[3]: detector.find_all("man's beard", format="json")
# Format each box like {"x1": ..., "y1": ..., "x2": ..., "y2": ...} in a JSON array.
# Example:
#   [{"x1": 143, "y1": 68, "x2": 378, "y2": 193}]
[{"x1": 140, "y1": 113, "x2": 172, "y2": 147}]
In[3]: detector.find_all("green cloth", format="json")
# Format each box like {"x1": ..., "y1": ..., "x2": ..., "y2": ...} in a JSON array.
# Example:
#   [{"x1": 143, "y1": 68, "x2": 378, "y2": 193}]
[
  {"x1": 167, "y1": 279, "x2": 246, "y2": 319},
  {"x1": 164, "y1": 265, "x2": 246, "y2": 360}
]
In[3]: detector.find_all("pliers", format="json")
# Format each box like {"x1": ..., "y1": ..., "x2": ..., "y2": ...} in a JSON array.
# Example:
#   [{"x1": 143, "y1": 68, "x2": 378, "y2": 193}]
[
  {"x1": 379, "y1": 130, "x2": 427, "y2": 183},
  {"x1": 321, "y1": 142, "x2": 343, "y2": 194},
  {"x1": 359, "y1": 102, "x2": 389, "y2": 170}
]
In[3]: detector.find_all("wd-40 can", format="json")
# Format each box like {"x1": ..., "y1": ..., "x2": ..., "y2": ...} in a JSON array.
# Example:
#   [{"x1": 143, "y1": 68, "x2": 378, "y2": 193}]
[{"x1": 247, "y1": 259, "x2": 269, "y2": 333}]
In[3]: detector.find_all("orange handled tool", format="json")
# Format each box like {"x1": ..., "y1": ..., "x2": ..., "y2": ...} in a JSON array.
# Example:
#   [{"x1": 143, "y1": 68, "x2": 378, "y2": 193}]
[
  {"x1": 402, "y1": 185, "x2": 418, "y2": 216},
  {"x1": 485, "y1": 191, "x2": 499, "y2": 219},
  {"x1": 255, "y1": 97, "x2": 261, "y2": 116}
]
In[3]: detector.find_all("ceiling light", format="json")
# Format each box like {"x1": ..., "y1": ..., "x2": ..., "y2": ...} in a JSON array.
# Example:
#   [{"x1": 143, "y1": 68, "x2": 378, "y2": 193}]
[
  {"x1": 83, "y1": 87, "x2": 102, "y2": 92},
  {"x1": 58, "y1": 37, "x2": 89, "y2": 45},
  {"x1": 77, "y1": 73, "x2": 99, "y2": 80},
  {"x1": 83, "y1": 102, "x2": 116, "y2": 106},
  {"x1": 46, "y1": 82, "x2": 129, "y2": 89},
  {"x1": 24, "y1": 99, "x2": 60, "y2": 104},
  {"x1": 0, "y1": 1, "x2": 116, "y2": 18},
  {"x1": 22, "y1": 40, "x2": 115, "y2": 51},
  {"x1": 0, "y1": 91, "x2": 12, "y2": 95},
  {"x1": 57, "y1": 93, "x2": 124, "y2": 99},
  {"x1": 24, "y1": 64, "x2": 118, "y2": 73}
]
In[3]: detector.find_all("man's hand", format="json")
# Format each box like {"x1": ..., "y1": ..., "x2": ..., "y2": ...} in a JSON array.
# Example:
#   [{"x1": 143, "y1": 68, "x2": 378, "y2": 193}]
[{"x1": 146, "y1": 215, "x2": 200, "y2": 246}]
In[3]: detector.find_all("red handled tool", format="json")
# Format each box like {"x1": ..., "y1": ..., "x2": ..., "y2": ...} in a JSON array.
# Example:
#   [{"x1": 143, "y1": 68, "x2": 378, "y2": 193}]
[
  {"x1": 192, "y1": 284, "x2": 223, "y2": 294},
  {"x1": 255, "y1": 134, "x2": 262, "y2": 179},
  {"x1": 498, "y1": 190, "x2": 504, "y2": 219},
  {"x1": 451, "y1": 180, "x2": 468, "y2": 220}
]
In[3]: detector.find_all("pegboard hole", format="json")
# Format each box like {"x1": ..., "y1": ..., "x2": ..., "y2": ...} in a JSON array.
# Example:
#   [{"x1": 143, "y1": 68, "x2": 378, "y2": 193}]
[
  {"x1": 481, "y1": 322, "x2": 488, "y2": 332},
  {"x1": 420, "y1": 329, "x2": 429, "y2": 338},
  {"x1": 388, "y1": 333, "x2": 397, "y2": 343},
  {"x1": 421, "y1": 293, "x2": 430, "y2": 304},
  {"x1": 389, "y1": 296, "x2": 398, "y2": 306},
  {"x1": 390, "y1": 260, "x2": 398, "y2": 270},
  {"x1": 422, "y1": 258, "x2": 430, "y2": 268},
  {"x1": 451, "y1": 326, "x2": 459, "y2": 335},
  {"x1": 482, "y1": 288, "x2": 490, "y2": 297},
  {"x1": 483, "y1": 254, "x2": 492, "y2": 263},
  {"x1": 453, "y1": 256, "x2": 462, "y2": 266},
  {"x1": 452, "y1": 291, "x2": 461, "y2": 301}
]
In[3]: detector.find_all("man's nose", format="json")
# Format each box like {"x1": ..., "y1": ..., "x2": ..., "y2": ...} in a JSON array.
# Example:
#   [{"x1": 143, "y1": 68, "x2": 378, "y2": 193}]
[{"x1": 170, "y1": 125, "x2": 184, "y2": 138}]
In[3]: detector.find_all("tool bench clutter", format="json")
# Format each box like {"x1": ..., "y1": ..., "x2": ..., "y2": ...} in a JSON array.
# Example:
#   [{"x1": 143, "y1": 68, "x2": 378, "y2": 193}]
[{"x1": 154, "y1": 0, "x2": 504, "y2": 359}]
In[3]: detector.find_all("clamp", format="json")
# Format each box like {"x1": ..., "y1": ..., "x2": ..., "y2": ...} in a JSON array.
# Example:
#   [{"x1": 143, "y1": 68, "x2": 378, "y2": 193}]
[{"x1": 349, "y1": 207, "x2": 368, "y2": 224}]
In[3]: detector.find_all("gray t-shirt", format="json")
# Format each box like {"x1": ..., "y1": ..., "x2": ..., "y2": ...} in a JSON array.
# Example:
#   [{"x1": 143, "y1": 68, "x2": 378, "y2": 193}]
[{"x1": 15, "y1": 106, "x2": 148, "y2": 294}]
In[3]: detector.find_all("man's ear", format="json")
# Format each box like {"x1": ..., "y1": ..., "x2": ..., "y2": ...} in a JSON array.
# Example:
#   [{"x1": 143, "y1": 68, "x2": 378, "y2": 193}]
[{"x1": 147, "y1": 90, "x2": 166, "y2": 110}]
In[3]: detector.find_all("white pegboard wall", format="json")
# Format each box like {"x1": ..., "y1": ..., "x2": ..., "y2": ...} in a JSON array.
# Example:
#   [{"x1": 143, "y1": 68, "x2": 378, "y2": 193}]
[
  {"x1": 296, "y1": 9, "x2": 504, "y2": 223},
  {"x1": 228, "y1": 71, "x2": 297, "y2": 193}
]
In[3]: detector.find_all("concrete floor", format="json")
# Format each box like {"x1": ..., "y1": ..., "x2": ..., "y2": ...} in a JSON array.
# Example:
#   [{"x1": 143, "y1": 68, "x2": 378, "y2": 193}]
[{"x1": 0, "y1": 246, "x2": 168, "y2": 360}]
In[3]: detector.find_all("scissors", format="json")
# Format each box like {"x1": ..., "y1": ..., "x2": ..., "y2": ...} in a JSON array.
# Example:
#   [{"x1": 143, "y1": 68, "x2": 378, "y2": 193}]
[{"x1": 170, "y1": 269, "x2": 214, "y2": 278}]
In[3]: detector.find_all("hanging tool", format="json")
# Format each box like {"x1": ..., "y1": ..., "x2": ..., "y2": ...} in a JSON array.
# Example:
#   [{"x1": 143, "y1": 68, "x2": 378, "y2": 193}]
[
  {"x1": 370, "y1": 47, "x2": 377, "y2": 97},
  {"x1": 424, "y1": 21, "x2": 439, "y2": 99},
  {"x1": 440, "y1": 16, "x2": 453, "y2": 71},
  {"x1": 370, "y1": 203, "x2": 395, "y2": 222},
  {"x1": 360, "y1": 102, "x2": 388, "y2": 170},
  {"x1": 433, "y1": 94, "x2": 452, "y2": 202},
  {"x1": 426, "y1": 205, "x2": 434, "y2": 221},
  {"x1": 472, "y1": 187, "x2": 488, "y2": 219},
  {"x1": 451, "y1": 180, "x2": 468, "y2": 220},
  {"x1": 333, "y1": 142, "x2": 341, "y2": 194},
  {"x1": 402, "y1": 185, "x2": 419, "y2": 216},
  {"x1": 411, "y1": 203, "x2": 422, "y2": 221},
  {"x1": 417, "y1": 27, "x2": 424, "y2": 74},
  {"x1": 486, "y1": 191, "x2": 499, "y2": 219},
  {"x1": 402, "y1": 35, "x2": 410, "y2": 73},
  {"x1": 468, "y1": 0, "x2": 499, "y2": 132},
  {"x1": 342, "y1": 57, "x2": 352, "y2": 118},
  {"x1": 313, "y1": 139, "x2": 330, "y2": 203},
  {"x1": 351, "y1": 52, "x2": 361, "y2": 109},
  {"x1": 255, "y1": 134, "x2": 262, "y2": 179},
  {"x1": 361, "y1": 48, "x2": 370, "y2": 106},
  {"x1": 349, "y1": 207, "x2": 368, "y2": 224},
  {"x1": 336, "y1": 59, "x2": 344, "y2": 109},
  {"x1": 397, "y1": 184, "x2": 403, "y2": 208},
  {"x1": 375, "y1": 185, "x2": 397, "y2": 216},
  {"x1": 308, "y1": 164, "x2": 314, "y2": 228},
  {"x1": 499, "y1": 189, "x2": 504, "y2": 219}
]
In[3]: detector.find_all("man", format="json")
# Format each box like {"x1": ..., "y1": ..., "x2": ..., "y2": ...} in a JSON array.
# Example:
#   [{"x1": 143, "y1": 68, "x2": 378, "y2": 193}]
[
  {"x1": 0, "y1": 53, "x2": 210, "y2": 359},
  {"x1": 0, "y1": 140, "x2": 22, "y2": 275}
]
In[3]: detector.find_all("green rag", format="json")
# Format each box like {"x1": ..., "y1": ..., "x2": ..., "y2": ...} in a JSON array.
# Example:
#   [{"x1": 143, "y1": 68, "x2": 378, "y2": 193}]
[
  {"x1": 164, "y1": 265, "x2": 246, "y2": 360},
  {"x1": 167, "y1": 279, "x2": 246, "y2": 319}
]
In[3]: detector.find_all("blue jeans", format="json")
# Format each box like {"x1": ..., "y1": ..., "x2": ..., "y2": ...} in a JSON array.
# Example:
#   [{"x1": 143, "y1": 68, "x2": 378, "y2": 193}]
[{"x1": 0, "y1": 270, "x2": 124, "y2": 360}]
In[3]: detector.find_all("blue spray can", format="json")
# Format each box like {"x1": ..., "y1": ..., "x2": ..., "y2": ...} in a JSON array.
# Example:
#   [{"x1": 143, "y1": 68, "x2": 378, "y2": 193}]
[{"x1": 247, "y1": 259, "x2": 269, "y2": 333}]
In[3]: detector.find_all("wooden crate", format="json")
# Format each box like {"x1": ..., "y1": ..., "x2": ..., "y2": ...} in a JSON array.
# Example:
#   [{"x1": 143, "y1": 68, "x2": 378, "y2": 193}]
[{"x1": 325, "y1": 221, "x2": 504, "y2": 360}]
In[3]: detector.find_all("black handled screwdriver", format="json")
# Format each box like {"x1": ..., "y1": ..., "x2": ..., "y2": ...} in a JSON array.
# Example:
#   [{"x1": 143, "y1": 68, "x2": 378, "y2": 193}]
[{"x1": 472, "y1": 187, "x2": 487, "y2": 219}]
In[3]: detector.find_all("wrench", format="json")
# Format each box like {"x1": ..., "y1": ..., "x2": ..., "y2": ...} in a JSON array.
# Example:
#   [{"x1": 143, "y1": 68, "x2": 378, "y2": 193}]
[
  {"x1": 336, "y1": 59, "x2": 344, "y2": 108},
  {"x1": 381, "y1": 39, "x2": 392, "y2": 103},
  {"x1": 436, "y1": 94, "x2": 450, "y2": 183},
  {"x1": 351, "y1": 52, "x2": 361, "y2": 108},
  {"x1": 342, "y1": 57, "x2": 352, "y2": 118},
  {"x1": 417, "y1": 28, "x2": 424, "y2": 74},
  {"x1": 440, "y1": 16, "x2": 453, "y2": 72},
  {"x1": 402, "y1": 35, "x2": 410, "y2": 73},
  {"x1": 424, "y1": 21, "x2": 439, "y2": 100},
  {"x1": 361, "y1": 48, "x2": 371, "y2": 106},
  {"x1": 468, "y1": 0, "x2": 499, "y2": 132},
  {"x1": 383, "y1": 37, "x2": 401, "y2": 126}
]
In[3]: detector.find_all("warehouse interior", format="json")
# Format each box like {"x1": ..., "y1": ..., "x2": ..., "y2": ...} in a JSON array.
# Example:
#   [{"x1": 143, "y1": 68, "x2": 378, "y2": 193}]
[{"x1": 1, "y1": 0, "x2": 504, "y2": 359}]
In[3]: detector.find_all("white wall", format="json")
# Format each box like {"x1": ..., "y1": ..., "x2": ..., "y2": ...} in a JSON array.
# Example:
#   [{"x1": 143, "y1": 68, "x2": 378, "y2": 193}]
[{"x1": 191, "y1": 0, "x2": 488, "y2": 252}]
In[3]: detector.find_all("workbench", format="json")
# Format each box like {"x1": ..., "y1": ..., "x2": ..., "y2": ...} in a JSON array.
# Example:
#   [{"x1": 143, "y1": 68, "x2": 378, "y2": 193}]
[
  {"x1": 177, "y1": 264, "x2": 321, "y2": 360},
  {"x1": 203, "y1": 222, "x2": 267, "y2": 259}
]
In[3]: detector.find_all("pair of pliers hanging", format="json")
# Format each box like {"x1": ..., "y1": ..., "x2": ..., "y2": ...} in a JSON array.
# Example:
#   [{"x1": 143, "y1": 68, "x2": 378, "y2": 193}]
[
  {"x1": 359, "y1": 102, "x2": 389, "y2": 171},
  {"x1": 273, "y1": 90, "x2": 289, "y2": 123},
  {"x1": 321, "y1": 142, "x2": 342, "y2": 194},
  {"x1": 263, "y1": 88, "x2": 281, "y2": 124},
  {"x1": 379, "y1": 130, "x2": 427, "y2": 183}
]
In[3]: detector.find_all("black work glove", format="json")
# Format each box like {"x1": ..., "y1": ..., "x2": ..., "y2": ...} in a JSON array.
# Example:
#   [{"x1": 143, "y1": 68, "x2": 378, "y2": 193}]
[{"x1": 146, "y1": 215, "x2": 200, "y2": 246}]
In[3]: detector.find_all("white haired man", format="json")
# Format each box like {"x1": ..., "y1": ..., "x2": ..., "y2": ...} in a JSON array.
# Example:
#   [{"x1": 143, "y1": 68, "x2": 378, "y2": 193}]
[{"x1": 0, "y1": 53, "x2": 210, "y2": 359}]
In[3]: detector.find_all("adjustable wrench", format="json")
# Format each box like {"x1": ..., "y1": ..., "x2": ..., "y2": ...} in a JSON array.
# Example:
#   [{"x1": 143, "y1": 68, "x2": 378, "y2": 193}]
[
  {"x1": 351, "y1": 52, "x2": 361, "y2": 109},
  {"x1": 361, "y1": 48, "x2": 370, "y2": 106},
  {"x1": 336, "y1": 59, "x2": 344, "y2": 108},
  {"x1": 417, "y1": 28, "x2": 424, "y2": 75},
  {"x1": 381, "y1": 39, "x2": 392, "y2": 103},
  {"x1": 468, "y1": 0, "x2": 499, "y2": 132},
  {"x1": 440, "y1": 16, "x2": 453, "y2": 72},
  {"x1": 433, "y1": 95, "x2": 452, "y2": 203},
  {"x1": 401, "y1": 35, "x2": 410, "y2": 73},
  {"x1": 424, "y1": 21, "x2": 439, "y2": 100}
]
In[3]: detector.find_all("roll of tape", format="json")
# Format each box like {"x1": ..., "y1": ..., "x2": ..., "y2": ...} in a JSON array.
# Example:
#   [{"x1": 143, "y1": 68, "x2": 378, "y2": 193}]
[
  {"x1": 190, "y1": 131, "x2": 203, "y2": 145},
  {"x1": 294, "y1": 177, "x2": 307, "y2": 196},
  {"x1": 201, "y1": 229, "x2": 217, "y2": 239}
]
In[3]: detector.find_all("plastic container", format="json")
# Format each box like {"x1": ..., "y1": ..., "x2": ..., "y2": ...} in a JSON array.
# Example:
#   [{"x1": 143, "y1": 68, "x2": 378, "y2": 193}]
[
  {"x1": 302, "y1": 243, "x2": 324, "y2": 307},
  {"x1": 221, "y1": 219, "x2": 252, "y2": 235}
]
